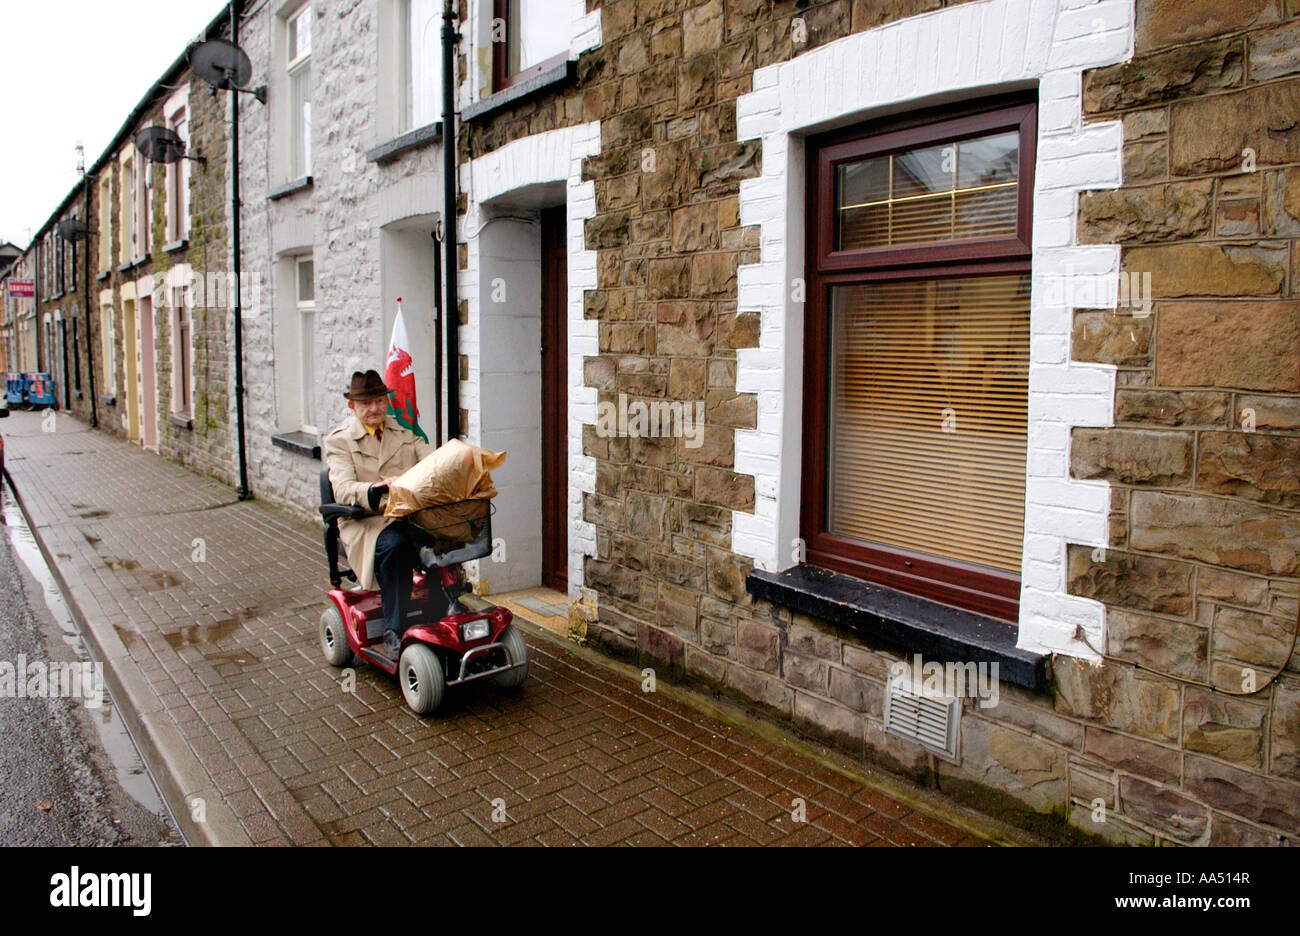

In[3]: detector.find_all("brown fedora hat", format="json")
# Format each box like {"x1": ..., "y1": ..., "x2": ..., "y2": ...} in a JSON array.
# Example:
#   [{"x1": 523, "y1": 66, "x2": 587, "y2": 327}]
[{"x1": 343, "y1": 369, "x2": 390, "y2": 401}]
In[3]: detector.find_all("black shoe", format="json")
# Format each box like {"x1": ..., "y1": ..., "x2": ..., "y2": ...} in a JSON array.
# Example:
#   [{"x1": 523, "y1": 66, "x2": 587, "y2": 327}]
[{"x1": 384, "y1": 630, "x2": 401, "y2": 658}]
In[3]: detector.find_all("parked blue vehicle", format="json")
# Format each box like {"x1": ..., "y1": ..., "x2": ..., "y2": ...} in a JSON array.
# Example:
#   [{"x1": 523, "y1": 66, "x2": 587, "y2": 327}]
[
  {"x1": 6, "y1": 372, "x2": 56, "y2": 409},
  {"x1": 23, "y1": 373, "x2": 56, "y2": 408}
]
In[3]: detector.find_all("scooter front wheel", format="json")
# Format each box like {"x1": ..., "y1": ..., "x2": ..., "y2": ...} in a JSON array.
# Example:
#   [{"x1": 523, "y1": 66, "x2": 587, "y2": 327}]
[
  {"x1": 399, "y1": 644, "x2": 445, "y2": 716},
  {"x1": 320, "y1": 605, "x2": 356, "y2": 668},
  {"x1": 493, "y1": 625, "x2": 528, "y2": 690}
]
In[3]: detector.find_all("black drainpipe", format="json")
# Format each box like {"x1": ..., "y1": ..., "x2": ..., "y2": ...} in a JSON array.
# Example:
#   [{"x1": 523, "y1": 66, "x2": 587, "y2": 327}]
[
  {"x1": 441, "y1": 0, "x2": 459, "y2": 439},
  {"x1": 230, "y1": 0, "x2": 250, "y2": 498}
]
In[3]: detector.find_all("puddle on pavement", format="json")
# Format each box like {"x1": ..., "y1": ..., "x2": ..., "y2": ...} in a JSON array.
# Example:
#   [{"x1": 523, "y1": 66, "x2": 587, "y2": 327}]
[
  {"x1": 1, "y1": 494, "x2": 175, "y2": 826},
  {"x1": 77, "y1": 509, "x2": 111, "y2": 519},
  {"x1": 146, "y1": 571, "x2": 182, "y2": 591},
  {"x1": 102, "y1": 557, "x2": 181, "y2": 591},
  {"x1": 82, "y1": 532, "x2": 101, "y2": 545},
  {"x1": 164, "y1": 612, "x2": 251, "y2": 650}
]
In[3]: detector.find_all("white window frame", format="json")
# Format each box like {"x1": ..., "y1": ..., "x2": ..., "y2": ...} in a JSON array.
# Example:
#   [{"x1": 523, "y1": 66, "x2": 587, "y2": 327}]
[
  {"x1": 398, "y1": 0, "x2": 440, "y2": 135},
  {"x1": 136, "y1": 151, "x2": 151, "y2": 260},
  {"x1": 119, "y1": 152, "x2": 135, "y2": 266},
  {"x1": 99, "y1": 298, "x2": 116, "y2": 395},
  {"x1": 164, "y1": 91, "x2": 190, "y2": 245},
  {"x1": 287, "y1": 4, "x2": 312, "y2": 180},
  {"x1": 98, "y1": 174, "x2": 112, "y2": 271},
  {"x1": 296, "y1": 255, "x2": 317, "y2": 433}
]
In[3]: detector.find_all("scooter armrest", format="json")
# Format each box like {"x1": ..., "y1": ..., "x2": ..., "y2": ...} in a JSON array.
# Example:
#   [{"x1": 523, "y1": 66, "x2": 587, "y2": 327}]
[{"x1": 319, "y1": 503, "x2": 367, "y2": 522}]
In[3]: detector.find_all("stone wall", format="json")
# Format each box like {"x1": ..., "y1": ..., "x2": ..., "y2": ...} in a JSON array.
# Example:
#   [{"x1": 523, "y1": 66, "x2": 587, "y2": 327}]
[
  {"x1": 1060, "y1": 0, "x2": 1300, "y2": 843},
  {"x1": 457, "y1": 0, "x2": 1299, "y2": 843}
]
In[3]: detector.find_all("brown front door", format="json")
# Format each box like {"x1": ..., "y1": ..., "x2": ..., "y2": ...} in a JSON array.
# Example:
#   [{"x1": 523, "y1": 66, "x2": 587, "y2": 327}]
[{"x1": 540, "y1": 207, "x2": 567, "y2": 592}]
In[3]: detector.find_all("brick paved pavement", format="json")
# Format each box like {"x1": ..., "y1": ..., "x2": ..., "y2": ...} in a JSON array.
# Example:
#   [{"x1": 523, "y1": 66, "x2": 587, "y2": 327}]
[{"x1": 4, "y1": 412, "x2": 999, "y2": 846}]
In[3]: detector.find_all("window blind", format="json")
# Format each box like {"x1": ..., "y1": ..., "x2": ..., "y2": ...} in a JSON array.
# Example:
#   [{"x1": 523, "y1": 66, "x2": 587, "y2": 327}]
[{"x1": 826, "y1": 275, "x2": 1030, "y2": 574}]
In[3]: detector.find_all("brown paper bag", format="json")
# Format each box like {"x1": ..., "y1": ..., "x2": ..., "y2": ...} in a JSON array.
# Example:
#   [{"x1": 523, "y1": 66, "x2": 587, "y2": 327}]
[{"x1": 384, "y1": 439, "x2": 506, "y2": 519}]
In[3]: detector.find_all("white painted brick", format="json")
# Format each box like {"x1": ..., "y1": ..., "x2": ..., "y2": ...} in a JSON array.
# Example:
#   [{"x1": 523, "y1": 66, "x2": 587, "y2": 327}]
[
  {"x1": 1048, "y1": 28, "x2": 1132, "y2": 69},
  {"x1": 1024, "y1": 533, "x2": 1062, "y2": 564}
]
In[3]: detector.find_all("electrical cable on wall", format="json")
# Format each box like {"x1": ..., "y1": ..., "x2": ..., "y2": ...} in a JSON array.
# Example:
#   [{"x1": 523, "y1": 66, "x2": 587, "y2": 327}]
[{"x1": 1073, "y1": 596, "x2": 1299, "y2": 697}]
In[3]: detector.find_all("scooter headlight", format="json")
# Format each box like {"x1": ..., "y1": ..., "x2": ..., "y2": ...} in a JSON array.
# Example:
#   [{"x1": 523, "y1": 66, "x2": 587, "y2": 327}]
[{"x1": 461, "y1": 619, "x2": 491, "y2": 642}]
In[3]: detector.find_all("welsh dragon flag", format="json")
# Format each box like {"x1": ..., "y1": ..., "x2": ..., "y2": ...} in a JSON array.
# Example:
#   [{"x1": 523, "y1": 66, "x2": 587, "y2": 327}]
[{"x1": 385, "y1": 299, "x2": 427, "y2": 441}]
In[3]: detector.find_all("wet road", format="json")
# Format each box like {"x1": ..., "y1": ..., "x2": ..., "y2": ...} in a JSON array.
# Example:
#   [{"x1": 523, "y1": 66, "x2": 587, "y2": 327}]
[{"x1": 0, "y1": 479, "x2": 181, "y2": 846}]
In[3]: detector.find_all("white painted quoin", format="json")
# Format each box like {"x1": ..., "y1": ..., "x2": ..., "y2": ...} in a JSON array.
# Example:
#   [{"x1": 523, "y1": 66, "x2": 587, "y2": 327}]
[
  {"x1": 457, "y1": 122, "x2": 601, "y2": 595},
  {"x1": 732, "y1": 0, "x2": 1136, "y2": 659}
]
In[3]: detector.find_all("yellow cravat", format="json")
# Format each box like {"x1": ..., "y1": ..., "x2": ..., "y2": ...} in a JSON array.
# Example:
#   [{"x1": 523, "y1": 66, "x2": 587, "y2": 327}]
[{"x1": 364, "y1": 423, "x2": 383, "y2": 442}]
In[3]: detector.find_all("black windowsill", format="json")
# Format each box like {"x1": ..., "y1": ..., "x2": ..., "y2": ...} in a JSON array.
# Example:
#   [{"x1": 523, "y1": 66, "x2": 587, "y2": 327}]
[
  {"x1": 271, "y1": 430, "x2": 320, "y2": 460},
  {"x1": 163, "y1": 239, "x2": 189, "y2": 255},
  {"x1": 746, "y1": 565, "x2": 1049, "y2": 690},
  {"x1": 268, "y1": 176, "x2": 314, "y2": 201},
  {"x1": 99, "y1": 394, "x2": 116, "y2": 407},
  {"x1": 366, "y1": 122, "x2": 443, "y2": 164},
  {"x1": 116, "y1": 255, "x2": 150, "y2": 274},
  {"x1": 168, "y1": 413, "x2": 193, "y2": 431},
  {"x1": 462, "y1": 60, "x2": 575, "y2": 123},
  {"x1": 96, "y1": 270, "x2": 110, "y2": 282}
]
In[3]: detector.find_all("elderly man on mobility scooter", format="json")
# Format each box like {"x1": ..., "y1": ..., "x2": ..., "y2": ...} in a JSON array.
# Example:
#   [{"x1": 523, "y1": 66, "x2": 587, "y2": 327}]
[
  {"x1": 323, "y1": 369, "x2": 435, "y2": 660},
  {"x1": 319, "y1": 369, "x2": 527, "y2": 715}
]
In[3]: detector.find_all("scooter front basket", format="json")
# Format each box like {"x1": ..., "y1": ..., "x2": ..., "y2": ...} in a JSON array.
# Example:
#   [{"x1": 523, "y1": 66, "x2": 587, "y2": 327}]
[{"x1": 408, "y1": 498, "x2": 495, "y2": 567}]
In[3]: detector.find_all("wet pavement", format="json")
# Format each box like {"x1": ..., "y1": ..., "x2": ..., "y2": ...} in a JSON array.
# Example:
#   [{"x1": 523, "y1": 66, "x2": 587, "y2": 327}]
[
  {"x1": 0, "y1": 478, "x2": 180, "y2": 846},
  {"x1": 2, "y1": 411, "x2": 1003, "y2": 846}
]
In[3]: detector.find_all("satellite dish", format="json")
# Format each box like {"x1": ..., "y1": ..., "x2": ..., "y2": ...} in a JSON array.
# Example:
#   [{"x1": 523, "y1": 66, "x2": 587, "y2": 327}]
[
  {"x1": 135, "y1": 125, "x2": 187, "y2": 164},
  {"x1": 190, "y1": 38, "x2": 252, "y2": 90},
  {"x1": 56, "y1": 219, "x2": 92, "y2": 242}
]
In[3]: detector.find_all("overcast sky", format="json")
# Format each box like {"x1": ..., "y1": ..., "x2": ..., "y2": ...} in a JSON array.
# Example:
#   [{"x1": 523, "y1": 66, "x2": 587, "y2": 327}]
[{"x1": 0, "y1": 1, "x2": 229, "y2": 249}]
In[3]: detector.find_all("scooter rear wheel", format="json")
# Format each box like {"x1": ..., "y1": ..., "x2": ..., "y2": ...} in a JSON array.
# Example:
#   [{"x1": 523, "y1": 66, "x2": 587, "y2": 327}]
[{"x1": 399, "y1": 644, "x2": 445, "y2": 716}]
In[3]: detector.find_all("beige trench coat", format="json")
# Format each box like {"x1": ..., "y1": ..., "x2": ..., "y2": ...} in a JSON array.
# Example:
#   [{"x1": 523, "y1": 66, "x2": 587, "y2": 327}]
[{"x1": 323, "y1": 413, "x2": 435, "y2": 590}]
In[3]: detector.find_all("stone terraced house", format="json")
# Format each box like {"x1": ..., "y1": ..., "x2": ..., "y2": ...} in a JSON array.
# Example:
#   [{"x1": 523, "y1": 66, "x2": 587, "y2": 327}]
[
  {"x1": 19, "y1": 0, "x2": 1293, "y2": 846},
  {"x1": 431, "y1": 0, "x2": 1300, "y2": 845},
  {"x1": 24, "y1": 6, "x2": 237, "y2": 486}
]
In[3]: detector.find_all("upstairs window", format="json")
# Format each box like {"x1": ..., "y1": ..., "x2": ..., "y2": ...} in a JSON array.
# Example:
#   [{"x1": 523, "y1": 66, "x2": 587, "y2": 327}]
[
  {"x1": 399, "y1": 0, "x2": 440, "y2": 133},
  {"x1": 136, "y1": 154, "x2": 151, "y2": 260},
  {"x1": 492, "y1": 0, "x2": 569, "y2": 91},
  {"x1": 98, "y1": 173, "x2": 112, "y2": 271},
  {"x1": 802, "y1": 97, "x2": 1036, "y2": 622},
  {"x1": 120, "y1": 154, "x2": 136, "y2": 265},
  {"x1": 165, "y1": 107, "x2": 190, "y2": 244},
  {"x1": 287, "y1": 5, "x2": 312, "y2": 179}
]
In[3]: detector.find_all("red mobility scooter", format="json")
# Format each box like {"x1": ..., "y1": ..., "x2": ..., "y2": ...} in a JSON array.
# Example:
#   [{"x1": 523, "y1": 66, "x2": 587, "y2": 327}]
[{"x1": 316, "y1": 468, "x2": 527, "y2": 715}]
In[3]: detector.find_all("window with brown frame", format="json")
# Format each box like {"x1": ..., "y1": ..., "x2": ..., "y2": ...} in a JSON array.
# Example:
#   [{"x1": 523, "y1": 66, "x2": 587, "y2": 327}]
[
  {"x1": 491, "y1": 0, "x2": 569, "y2": 92},
  {"x1": 801, "y1": 95, "x2": 1037, "y2": 622}
]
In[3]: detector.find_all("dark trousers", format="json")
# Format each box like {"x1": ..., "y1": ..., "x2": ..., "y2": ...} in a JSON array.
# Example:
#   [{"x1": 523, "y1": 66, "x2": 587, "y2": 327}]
[{"x1": 375, "y1": 522, "x2": 421, "y2": 635}]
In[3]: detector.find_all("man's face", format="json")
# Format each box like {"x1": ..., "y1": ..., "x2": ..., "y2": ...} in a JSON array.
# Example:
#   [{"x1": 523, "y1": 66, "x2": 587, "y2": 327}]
[{"x1": 350, "y1": 395, "x2": 388, "y2": 427}]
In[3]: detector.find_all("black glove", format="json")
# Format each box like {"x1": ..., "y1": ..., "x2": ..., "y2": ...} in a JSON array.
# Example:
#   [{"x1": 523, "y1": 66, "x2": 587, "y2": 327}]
[{"x1": 367, "y1": 482, "x2": 389, "y2": 512}]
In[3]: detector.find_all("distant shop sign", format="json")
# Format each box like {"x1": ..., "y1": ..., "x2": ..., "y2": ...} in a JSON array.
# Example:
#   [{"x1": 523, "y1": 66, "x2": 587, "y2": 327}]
[{"x1": 6, "y1": 280, "x2": 34, "y2": 298}]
